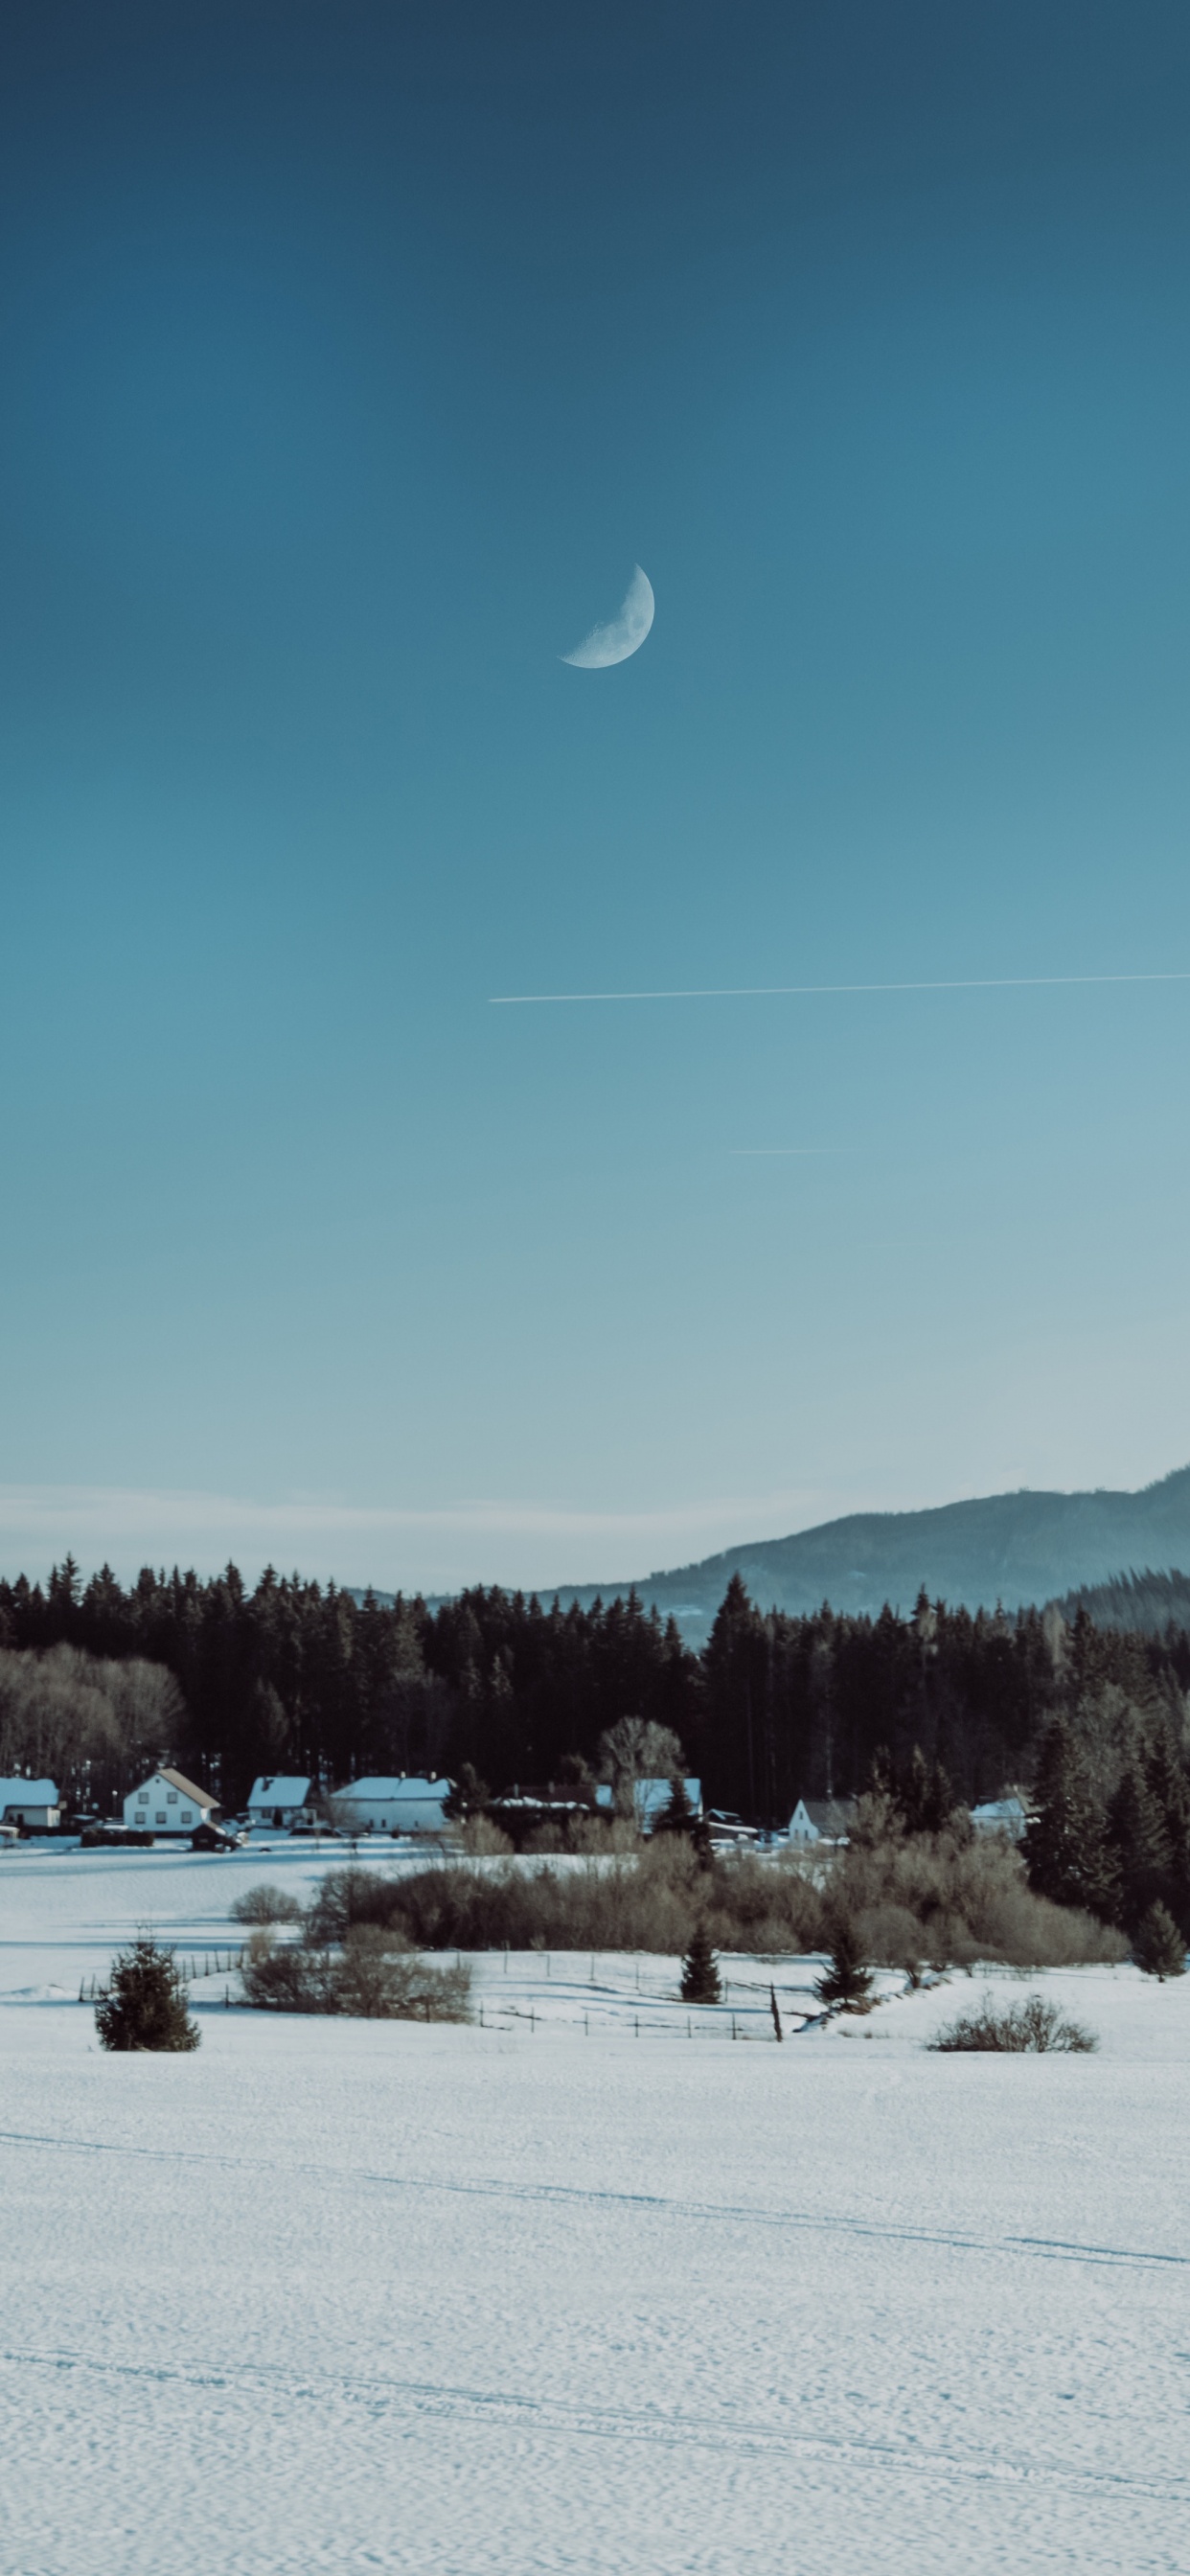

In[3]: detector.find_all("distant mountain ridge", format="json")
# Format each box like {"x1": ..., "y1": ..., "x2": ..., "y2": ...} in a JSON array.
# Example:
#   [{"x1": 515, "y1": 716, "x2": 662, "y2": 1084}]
[{"x1": 543, "y1": 1466, "x2": 1190, "y2": 1641}]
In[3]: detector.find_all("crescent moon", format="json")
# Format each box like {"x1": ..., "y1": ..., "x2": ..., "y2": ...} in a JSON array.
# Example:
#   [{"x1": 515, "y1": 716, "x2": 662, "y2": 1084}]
[{"x1": 561, "y1": 564, "x2": 654, "y2": 668}]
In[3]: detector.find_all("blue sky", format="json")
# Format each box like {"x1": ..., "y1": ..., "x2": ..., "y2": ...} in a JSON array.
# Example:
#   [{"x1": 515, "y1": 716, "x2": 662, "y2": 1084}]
[{"x1": 4, "y1": 0, "x2": 1190, "y2": 1591}]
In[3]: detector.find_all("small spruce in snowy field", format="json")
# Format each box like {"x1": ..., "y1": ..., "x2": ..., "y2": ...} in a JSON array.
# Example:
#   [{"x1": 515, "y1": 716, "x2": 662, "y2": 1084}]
[
  {"x1": 1132, "y1": 1900, "x2": 1187, "y2": 1981},
  {"x1": 680, "y1": 1924, "x2": 721, "y2": 2005},
  {"x1": 814, "y1": 1922, "x2": 873, "y2": 2012},
  {"x1": 95, "y1": 1935, "x2": 200, "y2": 2053}
]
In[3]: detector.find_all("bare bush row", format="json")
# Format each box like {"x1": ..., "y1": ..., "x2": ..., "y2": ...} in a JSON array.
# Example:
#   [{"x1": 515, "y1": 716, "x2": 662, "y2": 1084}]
[{"x1": 303, "y1": 1827, "x2": 1126, "y2": 1972}]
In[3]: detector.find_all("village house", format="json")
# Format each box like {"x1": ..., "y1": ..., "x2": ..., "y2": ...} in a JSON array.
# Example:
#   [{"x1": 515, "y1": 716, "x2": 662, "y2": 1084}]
[
  {"x1": 332, "y1": 1775, "x2": 453, "y2": 1834},
  {"x1": 124, "y1": 1769, "x2": 218, "y2": 1834},
  {"x1": 245, "y1": 1776, "x2": 312, "y2": 1828},
  {"x1": 970, "y1": 1794, "x2": 1029, "y2": 1841},
  {"x1": 788, "y1": 1797, "x2": 857, "y2": 1846},
  {"x1": 0, "y1": 1777, "x2": 61, "y2": 1830}
]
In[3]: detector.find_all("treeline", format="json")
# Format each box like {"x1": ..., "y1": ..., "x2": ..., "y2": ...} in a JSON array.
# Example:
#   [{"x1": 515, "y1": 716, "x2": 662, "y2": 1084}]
[
  {"x1": 1, "y1": 1556, "x2": 1189, "y2": 1831},
  {"x1": 1056, "y1": 1566, "x2": 1190, "y2": 1637}
]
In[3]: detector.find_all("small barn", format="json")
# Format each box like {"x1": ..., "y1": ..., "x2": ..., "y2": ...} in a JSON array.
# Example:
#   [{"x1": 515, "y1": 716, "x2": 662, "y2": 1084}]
[
  {"x1": 332, "y1": 1776, "x2": 452, "y2": 1835},
  {"x1": 245, "y1": 1776, "x2": 312, "y2": 1829},
  {"x1": 124, "y1": 1769, "x2": 218, "y2": 1833},
  {"x1": 0, "y1": 1778, "x2": 61, "y2": 1830}
]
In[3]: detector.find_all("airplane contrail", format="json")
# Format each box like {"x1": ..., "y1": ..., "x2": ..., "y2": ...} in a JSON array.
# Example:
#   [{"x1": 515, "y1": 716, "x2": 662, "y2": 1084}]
[{"x1": 490, "y1": 971, "x2": 1190, "y2": 1003}]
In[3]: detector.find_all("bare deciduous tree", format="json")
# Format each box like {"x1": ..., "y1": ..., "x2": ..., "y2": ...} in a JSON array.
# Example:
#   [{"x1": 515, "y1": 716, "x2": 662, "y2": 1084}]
[
  {"x1": 0, "y1": 1645, "x2": 188, "y2": 1811},
  {"x1": 597, "y1": 1715, "x2": 687, "y2": 1819}
]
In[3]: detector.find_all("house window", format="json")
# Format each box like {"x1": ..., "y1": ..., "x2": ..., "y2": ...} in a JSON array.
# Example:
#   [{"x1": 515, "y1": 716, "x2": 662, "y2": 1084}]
[
  {"x1": 155, "y1": 1811, "x2": 167, "y2": 1826},
  {"x1": 167, "y1": 1791, "x2": 177, "y2": 1805},
  {"x1": 181, "y1": 1810, "x2": 193, "y2": 1824}
]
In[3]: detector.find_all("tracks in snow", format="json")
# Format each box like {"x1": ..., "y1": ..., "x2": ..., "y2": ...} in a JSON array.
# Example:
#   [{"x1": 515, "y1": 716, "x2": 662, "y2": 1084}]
[
  {"x1": 1, "y1": 2338, "x2": 1184, "y2": 2502},
  {"x1": 0, "y1": 2123, "x2": 1185, "y2": 2274}
]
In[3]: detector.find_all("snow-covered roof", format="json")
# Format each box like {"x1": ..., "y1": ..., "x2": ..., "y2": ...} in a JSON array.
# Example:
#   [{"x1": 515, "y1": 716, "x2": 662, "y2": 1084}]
[
  {"x1": 971, "y1": 1796, "x2": 1027, "y2": 1823},
  {"x1": 0, "y1": 1777, "x2": 58, "y2": 1806},
  {"x1": 246, "y1": 1777, "x2": 310, "y2": 1806},
  {"x1": 336, "y1": 1777, "x2": 449, "y2": 1800}
]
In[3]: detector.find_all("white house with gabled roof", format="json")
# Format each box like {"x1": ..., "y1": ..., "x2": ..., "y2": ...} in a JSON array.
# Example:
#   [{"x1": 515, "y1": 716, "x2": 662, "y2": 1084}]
[
  {"x1": 788, "y1": 1797, "x2": 856, "y2": 1846},
  {"x1": 124, "y1": 1769, "x2": 217, "y2": 1833},
  {"x1": 245, "y1": 1776, "x2": 311, "y2": 1828}
]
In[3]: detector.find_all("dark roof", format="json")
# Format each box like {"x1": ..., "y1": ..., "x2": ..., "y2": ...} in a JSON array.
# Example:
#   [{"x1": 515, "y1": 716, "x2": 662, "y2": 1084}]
[
  {"x1": 158, "y1": 1768, "x2": 216, "y2": 1809},
  {"x1": 797, "y1": 1798, "x2": 858, "y2": 1829}
]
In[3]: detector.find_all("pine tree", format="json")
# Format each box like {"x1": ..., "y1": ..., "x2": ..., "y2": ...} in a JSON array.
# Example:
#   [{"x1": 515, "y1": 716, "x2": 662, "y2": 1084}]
[
  {"x1": 1132, "y1": 1900, "x2": 1186, "y2": 1981},
  {"x1": 443, "y1": 1763, "x2": 489, "y2": 1824},
  {"x1": 680, "y1": 1924, "x2": 721, "y2": 2005},
  {"x1": 95, "y1": 1936, "x2": 200, "y2": 2052},
  {"x1": 900, "y1": 1746, "x2": 934, "y2": 1834},
  {"x1": 653, "y1": 1775, "x2": 696, "y2": 1835},
  {"x1": 1106, "y1": 1763, "x2": 1167, "y2": 1931},
  {"x1": 899, "y1": 1745, "x2": 955, "y2": 1836},
  {"x1": 1023, "y1": 1717, "x2": 1116, "y2": 1919},
  {"x1": 814, "y1": 1921, "x2": 873, "y2": 2012},
  {"x1": 1143, "y1": 1724, "x2": 1190, "y2": 1933}
]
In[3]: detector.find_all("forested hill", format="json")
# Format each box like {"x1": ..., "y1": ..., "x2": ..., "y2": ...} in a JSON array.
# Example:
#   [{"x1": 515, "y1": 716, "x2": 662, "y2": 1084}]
[{"x1": 551, "y1": 1466, "x2": 1190, "y2": 1639}]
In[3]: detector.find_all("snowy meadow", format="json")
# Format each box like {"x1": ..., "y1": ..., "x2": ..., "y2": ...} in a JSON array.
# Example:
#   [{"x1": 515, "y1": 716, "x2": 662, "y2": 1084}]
[{"x1": 2, "y1": 1841, "x2": 1188, "y2": 2575}]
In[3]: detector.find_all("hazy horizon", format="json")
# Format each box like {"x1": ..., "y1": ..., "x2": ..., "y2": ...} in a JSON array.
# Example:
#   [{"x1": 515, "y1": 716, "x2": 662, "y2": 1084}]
[{"x1": 3, "y1": 1453, "x2": 1188, "y2": 1598}]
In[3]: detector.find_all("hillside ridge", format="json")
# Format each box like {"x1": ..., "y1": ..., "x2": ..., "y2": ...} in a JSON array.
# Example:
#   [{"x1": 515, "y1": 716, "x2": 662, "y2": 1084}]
[{"x1": 538, "y1": 1464, "x2": 1190, "y2": 1640}]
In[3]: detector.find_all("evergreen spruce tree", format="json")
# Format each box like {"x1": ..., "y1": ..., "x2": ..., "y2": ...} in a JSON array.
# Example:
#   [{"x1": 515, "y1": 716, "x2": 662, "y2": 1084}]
[
  {"x1": 1106, "y1": 1762, "x2": 1167, "y2": 1931},
  {"x1": 1143, "y1": 1724, "x2": 1190, "y2": 1934},
  {"x1": 900, "y1": 1746, "x2": 934, "y2": 1834},
  {"x1": 814, "y1": 1921, "x2": 874, "y2": 2012},
  {"x1": 1023, "y1": 1717, "x2": 1116, "y2": 1919},
  {"x1": 1132, "y1": 1900, "x2": 1186, "y2": 1981},
  {"x1": 680, "y1": 1924, "x2": 721, "y2": 2005},
  {"x1": 653, "y1": 1775, "x2": 696, "y2": 1835},
  {"x1": 95, "y1": 1936, "x2": 200, "y2": 2052},
  {"x1": 443, "y1": 1763, "x2": 490, "y2": 1824}
]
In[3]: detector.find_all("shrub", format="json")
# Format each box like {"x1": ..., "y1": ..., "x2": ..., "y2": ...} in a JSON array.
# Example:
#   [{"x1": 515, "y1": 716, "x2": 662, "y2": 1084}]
[
  {"x1": 79, "y1": 1828, "x2": 154, "y2": 1850},
  {"x1": 814, "y1": 1923, "x2": 874, "y2": 2012},
  {"x1": 851, "y1": 1901, "x2": 926, "y2": 1977},
  {"x1": 240, "y1": 1929, "x2": 326, "y2": 2012},
  {"x1": 830, "y1": 1820, "x2": 1126, "y2": 1970},
  {"x1": 95, "y1": 1936, "x2": 200, "y2": 2052},
  {"x1": 705, "y1": 1850, "x2": 822, "y2": 1956},
  {"x1": 680, "y1": 1925, "x2": 721, "y2": 2004},
  {"x1": 231, "y1": 1883, "x2": 302, "y2": 1925},
  {"x1": 1132, "y1": 1900, "x2": 1186, "y2": 1981},
  {"x1": 455, "y1": 1816, "x2": 514, "y2": 1857},
  {"x1": 928, "y1": 1993, "x2": 1097, "y2": 2053},
  {"x1": 240, "y1": 1924, "x2": 471, "y2": 2021}
]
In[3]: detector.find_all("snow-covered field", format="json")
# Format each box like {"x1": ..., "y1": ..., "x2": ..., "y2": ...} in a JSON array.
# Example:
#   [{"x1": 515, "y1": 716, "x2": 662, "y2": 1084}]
[{"x1": 2, "y1": 1845, "x2": 1188, "y2": 2573}]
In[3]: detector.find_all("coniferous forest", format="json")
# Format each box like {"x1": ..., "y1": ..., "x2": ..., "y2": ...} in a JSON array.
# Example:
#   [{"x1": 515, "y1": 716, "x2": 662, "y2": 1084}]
[{"x1": 2, "y1": 1557, "x2": 1190, "y2": 1934}]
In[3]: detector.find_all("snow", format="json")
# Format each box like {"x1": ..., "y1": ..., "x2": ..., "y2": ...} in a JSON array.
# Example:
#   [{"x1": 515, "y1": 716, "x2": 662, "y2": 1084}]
[{"x1": 2, "y1": 1845, "x2": 1189, "y2": 2572}]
